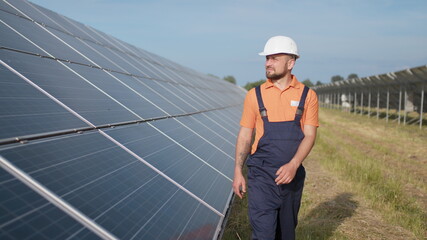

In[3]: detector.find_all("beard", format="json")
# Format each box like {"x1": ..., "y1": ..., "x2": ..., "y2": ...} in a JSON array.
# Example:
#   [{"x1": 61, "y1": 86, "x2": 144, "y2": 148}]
[{"x1": 266, "y1": 71, "x2": 286, "y2": 80}]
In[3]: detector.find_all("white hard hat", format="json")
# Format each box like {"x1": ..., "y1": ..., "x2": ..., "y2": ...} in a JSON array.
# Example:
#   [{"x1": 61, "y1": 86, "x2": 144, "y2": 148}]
[{"x1": 259, "y1": 36, "x2": 299, "y2": 58}]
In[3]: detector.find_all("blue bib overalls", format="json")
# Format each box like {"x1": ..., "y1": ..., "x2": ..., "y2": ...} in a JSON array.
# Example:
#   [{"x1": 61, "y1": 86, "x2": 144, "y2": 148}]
[{"x1": 246, "y1": 85, "x2": 309, "y2": 240}]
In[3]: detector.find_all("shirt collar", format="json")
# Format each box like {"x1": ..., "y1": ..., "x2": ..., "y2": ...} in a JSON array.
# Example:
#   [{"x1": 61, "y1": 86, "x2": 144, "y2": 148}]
[{"x1": 264, "y1": 75, "x2": 302, "y2": 90}]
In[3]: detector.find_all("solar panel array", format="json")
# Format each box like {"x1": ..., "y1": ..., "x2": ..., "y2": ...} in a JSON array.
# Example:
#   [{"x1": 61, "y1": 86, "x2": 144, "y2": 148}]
[{"x1": 0, "y1": 0, "x2": 245, "y2": 239}]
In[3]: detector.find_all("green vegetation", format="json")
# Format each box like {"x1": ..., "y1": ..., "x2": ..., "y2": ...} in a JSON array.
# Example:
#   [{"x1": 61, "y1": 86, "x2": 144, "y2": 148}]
[
  {"x1": 323, "y1": 103, "x2": 427, "y2": 126},
  {"x1": 315, "y1": 81, "x2": 323, "y2": 86},
  {"x1": 302, "y1": 79, "x2": 314, "y2": 87},
  {"x1": 331, "y1": 75, "x2": 344, "y2": 82},
  {"x1": 221, "y1": 193, "x2": 251, "y2": 240},
  {"x1": 222, "y1": 108, "x2": 426, "y2": 239},
  {"x1": 347, "y1": 73, "x2": 358, "y2": 79},
  {"x1": 207, "y1": 74, "x2": 237, "y2": 85},
  {"x1": 330, "y1": 73, "x2": 358, "y2": 82},
  {"x1": 243, "y1": 79, "x2": 265, "y2": 91},
  {"x1": 224, "y1": 75, "x2": 237, "y2": 84},
  {"x1": 243, "y1": 78, "x2": 323, "y2": 91}
]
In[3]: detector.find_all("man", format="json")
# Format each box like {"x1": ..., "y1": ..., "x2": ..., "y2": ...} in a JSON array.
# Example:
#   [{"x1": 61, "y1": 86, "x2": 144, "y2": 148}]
[{"x1": 232, "y1": 36, "x2": 319, "y2": 240}]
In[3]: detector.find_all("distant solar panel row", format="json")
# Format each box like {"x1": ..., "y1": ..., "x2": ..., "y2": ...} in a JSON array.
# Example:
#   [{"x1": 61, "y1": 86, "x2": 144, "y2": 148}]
[{"x1": 0, "y1": 0, "x2": 245, "y2": 239}]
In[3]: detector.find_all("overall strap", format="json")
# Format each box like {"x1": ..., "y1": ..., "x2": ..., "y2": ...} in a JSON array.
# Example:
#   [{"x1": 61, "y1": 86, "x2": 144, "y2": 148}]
[
  {"x1": 294, "y1": 86, "x2": 310, "y2": 123},
  {"x1": 255, "y1": 86, "x2": 268, "y2": 119}
]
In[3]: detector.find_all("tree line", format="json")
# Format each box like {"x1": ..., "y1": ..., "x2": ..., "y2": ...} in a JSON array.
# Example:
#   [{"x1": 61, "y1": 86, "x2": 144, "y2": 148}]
[{"x1": 213, "y1": 73, "x2": 358, "y2": 91}]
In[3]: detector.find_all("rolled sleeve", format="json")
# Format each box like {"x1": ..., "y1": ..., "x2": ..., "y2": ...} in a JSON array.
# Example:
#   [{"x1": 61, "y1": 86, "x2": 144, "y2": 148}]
[
  {"x1": 240, "y1": 89, "x2": 257, "y2": 129},
  {"x1": 303, "y1": 89, "x2": 319, "y2": 127}
]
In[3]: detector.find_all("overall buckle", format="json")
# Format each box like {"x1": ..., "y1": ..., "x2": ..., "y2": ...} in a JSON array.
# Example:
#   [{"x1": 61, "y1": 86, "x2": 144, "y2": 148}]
[
  {"x1": 296, "y1": 107, "x2": 304, "y2": 116},
  {"x1": 259, "y1": 107, "x2": 267, "y2": 118}
]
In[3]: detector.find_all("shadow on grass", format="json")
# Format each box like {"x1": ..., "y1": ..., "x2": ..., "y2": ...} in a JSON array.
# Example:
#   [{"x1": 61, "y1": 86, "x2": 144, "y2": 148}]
[{"x1": 297, "y1": 193, "x2": 358, "y2": 239}]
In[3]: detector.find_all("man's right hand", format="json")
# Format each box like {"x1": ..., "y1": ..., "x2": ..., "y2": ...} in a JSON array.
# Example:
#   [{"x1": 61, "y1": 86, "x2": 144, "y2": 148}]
[
  {"x1": 232, "y1": 126, "x2": 253, "y2": 199},
  {"x1": 232, "y1": 172, "x2": 246, "y2": 199}
]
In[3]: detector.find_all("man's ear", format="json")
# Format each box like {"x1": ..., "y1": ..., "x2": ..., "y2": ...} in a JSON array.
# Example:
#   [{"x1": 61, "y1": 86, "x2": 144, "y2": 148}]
[{"x1": 287, "y1": 58, "x2": 296, "y2": 70}]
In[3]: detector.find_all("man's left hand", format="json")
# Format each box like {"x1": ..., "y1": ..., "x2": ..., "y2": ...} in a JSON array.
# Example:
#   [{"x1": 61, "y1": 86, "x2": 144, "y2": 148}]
[{"x1": 275, "y1": 161, "x2": 298, "y2": 185}]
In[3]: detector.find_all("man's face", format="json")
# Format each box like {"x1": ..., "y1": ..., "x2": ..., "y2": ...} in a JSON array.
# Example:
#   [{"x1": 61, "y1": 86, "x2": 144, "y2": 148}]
[{"x1": 265, "y1": 53, "x2": 294, "y2": 80}]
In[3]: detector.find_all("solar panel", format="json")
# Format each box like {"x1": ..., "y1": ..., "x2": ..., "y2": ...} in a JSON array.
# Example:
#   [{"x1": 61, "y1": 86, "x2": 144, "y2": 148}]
[
  {"x1": 0, "y1": 64, "x2": 88, "y2": 139},
  {"x1": 0, "y1": 0, "x2": 245, "y2": 239},
  {"x1": 0, "y1": 167, "x2": 102, "y2": 240}
]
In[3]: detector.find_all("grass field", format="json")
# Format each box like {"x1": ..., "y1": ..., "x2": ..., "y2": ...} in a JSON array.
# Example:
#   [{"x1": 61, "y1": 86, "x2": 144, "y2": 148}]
[{"x1": 222, "y1": 108, "x2": 426, "y2": 240}]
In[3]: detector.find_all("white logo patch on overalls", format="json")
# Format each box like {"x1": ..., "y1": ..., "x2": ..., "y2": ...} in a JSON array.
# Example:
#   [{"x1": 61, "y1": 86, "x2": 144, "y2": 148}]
[{"x1": 291, "y1": 100, "x2": 300, "y2": 107}]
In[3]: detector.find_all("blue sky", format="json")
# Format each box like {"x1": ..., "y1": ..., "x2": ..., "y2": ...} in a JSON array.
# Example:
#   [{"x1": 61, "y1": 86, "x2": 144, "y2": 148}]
[{"x1": 29, "y1": 0, "x2": 427, "y2": 86}]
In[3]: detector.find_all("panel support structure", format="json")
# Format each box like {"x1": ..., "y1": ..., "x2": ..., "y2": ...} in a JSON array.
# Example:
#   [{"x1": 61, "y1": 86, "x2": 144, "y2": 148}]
[
  {"x1": 377, "y1": 89, "x2": 380, "y2": 120},
  {"x1": 404, "y1": 88, "x2": 407, "y2": 125},
  {"x1": 386, "y1": 88, "x2": 390, "y2": 123},
  {"x1": 398, "y1": 87, "x2": 402, "y2": 124},
  {"x1": 420, "y1": 84, "x2": 424, "y2": 129},
  {"x1": 368, "y1": 90, "x2": 371, "y2": 118},
  {"x1": 354, "y1": 92, "x2": 357, "y2": 115}
]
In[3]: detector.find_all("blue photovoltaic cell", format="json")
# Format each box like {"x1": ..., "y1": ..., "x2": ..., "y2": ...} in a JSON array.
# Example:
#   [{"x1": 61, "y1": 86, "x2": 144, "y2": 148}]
[
  {"x1": 108, "y1": 72, "x2": 186, "y2": 116},
  {"x1": 192, "y1": 88, "x2": 219, "y2": 107},
  {"x1": 140, "y1": 60, "x2": 177, "y2": 83},
  {"x1": 0, "y1": 132, "x2": 156, "y2": 199},
  {"x1": 63, "y1": 63, "x2": 167, "y2": 119},
  {"x1": 181, "y1": 115, "x2": 237, "y2": 162},
  {"x1": 172, "y1": 84, "x2": 209, "y2": 110},
  {"x1": 191, "y1": 112, "x2": 239, "y2": 158},
  {"x1": 46, "y1": 31, "x2": 124, "y2": 73},
  {"x1": 0, "y1": 168, "x2": 101, "y2": 240},
  {"x1": 0, "y1": 9, "x2": 93, "y2": 66},
  {"x1": 0, "y1": 63, "x2": 88, "y2": 140},
  {"x1": 103, "y1": 123, "x2": 231, "y2": 212},
  {"x1": 0, "y1": 12, "x2": 48, "y2": 55},
  {"x1": 80, "y1": 25, "x2": 128, "y2": 52},
  {"x1": 144, "y1": 80, "x2": 202, "y2": 113},
  {"x1": 0, "y1": 131, "x2": 222, "y2": 239},
  {"x1": 151, "y1": 118, "x2": 235, "y2": 177},
  {"x1": 121, "y1": 54, "x2": 166, "y2": 80},
  {"x1": 202, "y1": 110, "x2": 241, "y2": 135},
  {"x1": 200, "y1": 109, "x2": 240, "y2": 133},
  {"x1": 224, "y1": 105, "x2": 244, "y2": 121},
  {"x1": 129, "y1": 191, "x2": 220, "y2": 240},
  {"x1": 210, "y1": 108, "x2": 241, "y2": 134},
  {"x1": 71, "y1": 38, "x2": 142, "y2": 74},
  {"x1": 11, "y1": 1, "x2": 105, "y2": 48},
  {"x1": 209, "y1": 89, "x2": 233, "y2": 108},
  {"x1": 0, "y1": 1, "x2": 22, "y2": 15},
  {"x1": 3, "y1": 0, "x2": 65, "y2": 33},
  {"x1": 0, "y1": 50, "x2": 140, "y2": 125}
]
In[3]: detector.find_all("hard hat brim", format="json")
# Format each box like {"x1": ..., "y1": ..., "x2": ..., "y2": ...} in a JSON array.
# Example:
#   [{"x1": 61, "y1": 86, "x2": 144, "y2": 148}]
[{"x1": 258, "y1": 51, "x2": 300, "y2": 59}]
